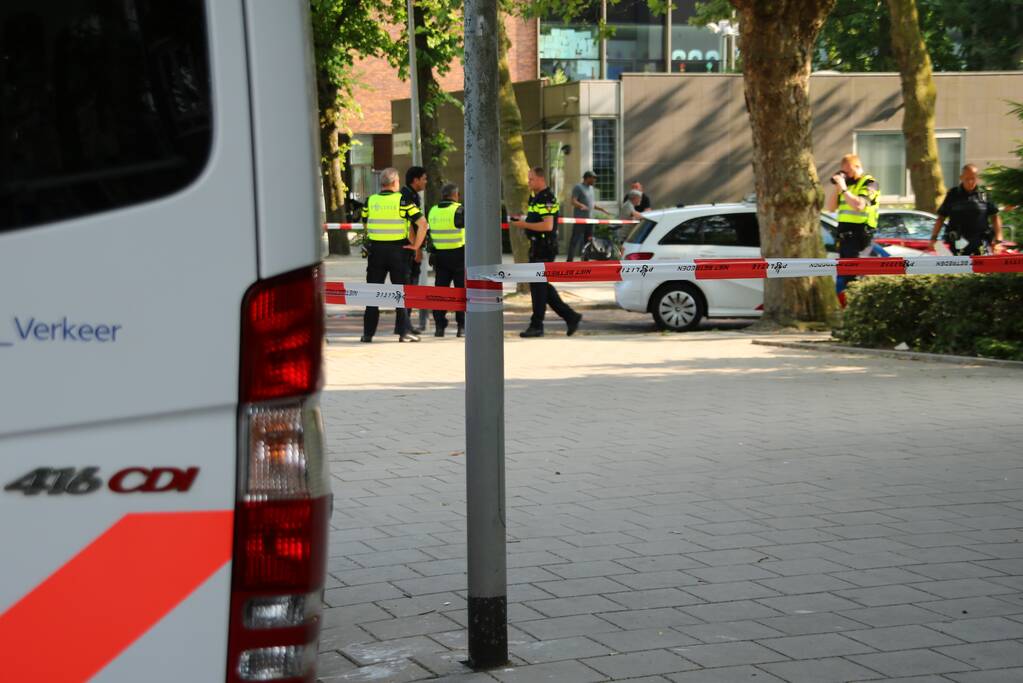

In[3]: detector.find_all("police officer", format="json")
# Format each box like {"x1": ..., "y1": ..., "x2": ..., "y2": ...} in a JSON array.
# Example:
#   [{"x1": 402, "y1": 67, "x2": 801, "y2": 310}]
[
  {"x1": 428, "y1": 183, "x2": 466, "y2": 337},
  {"x1": 509, "y1": 167, "x2": 582, "y2": 338},
  {"x1": 929, "y1": 164, "x2": 1005, "y2": 255},
  {"x1": 360, "y1": 167, "x2": 427, "y2": 343},
  {"x1": 399, "y1": 166, "x2": 429, "y2": 335},
  {"x1": 826, "y1": 153, "x2": 880, "y2": 259}
]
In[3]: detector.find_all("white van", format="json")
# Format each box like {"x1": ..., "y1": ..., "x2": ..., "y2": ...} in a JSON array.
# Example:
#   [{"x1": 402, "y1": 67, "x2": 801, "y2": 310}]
[{"x1": 0, "y1": 2, "x2": 329, "y2": 682}]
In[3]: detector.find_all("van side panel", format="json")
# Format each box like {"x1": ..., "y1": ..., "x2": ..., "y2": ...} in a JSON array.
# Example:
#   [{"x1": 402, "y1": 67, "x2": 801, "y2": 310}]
[
  {"x1": 0, "y1": 0, "x2": 257, "y2": 435},
  {"x1": 244, "y1": 0, "x2": 322, "y2": 278},
  {"x1": 0, "y1": 0, "x2": 254, "y2": 679}
]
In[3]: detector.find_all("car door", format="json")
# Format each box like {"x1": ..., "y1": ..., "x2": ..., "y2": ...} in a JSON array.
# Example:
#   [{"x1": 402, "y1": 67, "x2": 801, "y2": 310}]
[{"x1": 696, "y1": 212, "x2": 762, "y2": 314}]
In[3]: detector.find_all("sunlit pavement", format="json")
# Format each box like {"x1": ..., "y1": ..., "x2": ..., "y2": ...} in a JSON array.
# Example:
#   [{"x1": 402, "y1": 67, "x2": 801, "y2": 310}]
[{"x1": 317, "y1": 332, "x2": 1023, "y2": 682}]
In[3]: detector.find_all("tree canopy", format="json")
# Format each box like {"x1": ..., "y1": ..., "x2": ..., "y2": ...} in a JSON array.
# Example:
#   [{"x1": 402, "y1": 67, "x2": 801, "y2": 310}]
[{"x1": 693, "y1": 0, "x2": 1023, "y2": 72}]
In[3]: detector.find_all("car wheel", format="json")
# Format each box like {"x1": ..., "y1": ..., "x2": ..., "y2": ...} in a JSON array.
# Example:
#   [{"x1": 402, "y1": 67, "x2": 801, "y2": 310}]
[{"x1": 651, "y1": 283, "x2": 704, "y2": 332}]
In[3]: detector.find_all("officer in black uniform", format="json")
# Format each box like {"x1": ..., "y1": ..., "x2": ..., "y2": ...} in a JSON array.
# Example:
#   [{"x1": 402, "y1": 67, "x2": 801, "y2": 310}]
[
  {"x1": 929, "y1": 164, "x2": 1005, "y2": 255},
  {"x1": 399, "y1": 166, "x2": 428, "y2": 334},
  {"x1": 508, "y1": 167, "x2": 582, "y2": 338}
]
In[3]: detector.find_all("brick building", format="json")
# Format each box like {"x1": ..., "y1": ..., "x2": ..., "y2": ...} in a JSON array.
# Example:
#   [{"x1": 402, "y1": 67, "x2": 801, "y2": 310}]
[
  {"x1": 344, "y1": 17, "x2": 538, "y2": 205},
  {"x1": 350, "y1": 17, "x2": 539, "y2": 136},
  {"x1": 344, "y1": 2, "x2": 721, "y2": 205}
]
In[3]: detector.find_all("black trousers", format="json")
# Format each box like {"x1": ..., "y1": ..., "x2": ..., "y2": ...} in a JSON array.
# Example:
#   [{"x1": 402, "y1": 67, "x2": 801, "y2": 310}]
[
  {"x1": 364, "y1": 242, "x2": 410, "y2": 338},
  {"x1": 529, "y1": 251, "x2": 576, "y2": 328},
  {"x1": 837, "y1": 225, "x2": 869, "y2": 258},
  {"x1": 433, "y1": 247, "x2": 465, "y2": 329},
  {"x1": 948, "y1": 235, "x2": 985, "y2": 256},
  {"x1": 395, "y1": 252, "x2": 422, "y2": 333},
  {"x1": 567, "y1": 224, "x2": 593, "y2": 262}
]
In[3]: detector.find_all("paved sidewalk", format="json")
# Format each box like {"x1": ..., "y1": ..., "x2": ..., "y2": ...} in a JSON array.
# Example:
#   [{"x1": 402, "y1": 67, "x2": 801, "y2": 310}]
[{"x1": 318, "y1": 333, "x2": 1023, "y2": 682}]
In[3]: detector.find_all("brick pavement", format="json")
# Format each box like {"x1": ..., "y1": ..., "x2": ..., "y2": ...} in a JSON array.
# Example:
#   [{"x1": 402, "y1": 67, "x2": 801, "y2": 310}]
[{"x1": 318, "y1": 332, "x2": 1023, "y2": 682}]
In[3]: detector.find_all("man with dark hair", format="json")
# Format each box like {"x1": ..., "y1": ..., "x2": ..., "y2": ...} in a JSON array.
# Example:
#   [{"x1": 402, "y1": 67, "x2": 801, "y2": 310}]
[
  {"x1": 508, "y1": 167, "x2": 582, "y2": 338},
  {"x1": 399, "y1": 166, "x2": 428, "y2": 334},
  {"x1": 427, "y1": 183, "x2": 466, "y2": 337},
  {"x1": 929, "y1": 164, "x2": 1005, "y2": 255},
  {"x1": 568, "y1": 170, "x2": 612, "y2": 261}
]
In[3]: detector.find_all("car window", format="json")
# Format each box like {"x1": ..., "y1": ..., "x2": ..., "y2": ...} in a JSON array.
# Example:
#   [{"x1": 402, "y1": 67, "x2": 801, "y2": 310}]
[
  {"x1": 821, "y1": 220, "x2": 836, "y2": 249},
  {"x1": 625, "y1": 218, "x2": 658, "y2": 244},
  {"x1": 875, "y1": 214, "x2": 905, "y2": 236},
  {"x1": 659, "y1": 217, "x2": 704, "y2": 245},
  {"x1": 730, "y1": 213, "x2": 760, "y2": 247},
  {"x1": 0, "y1": 0, "x2": 212, "y2": 232},
  {"x1": 900, "y1": 214, "x2": 934, "y2": 238}
]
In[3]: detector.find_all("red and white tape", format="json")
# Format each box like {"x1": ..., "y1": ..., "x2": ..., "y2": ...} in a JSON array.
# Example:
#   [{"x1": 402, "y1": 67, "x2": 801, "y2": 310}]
[
  {"x1": 324, "y1": 223, "x2": 362, "y2": 231},
  {"x1": 554, "y1": 218, "x2": 640, "y2": 225},
  {"x1": 324, "y1": 255, "x2": 1021, "y2": 311},
  {"x1": 468, "y1": 255, "x2": 1023, "y2": 284},
  {"x1": 324, "y1": 280, "x2": 501, "y2": 312}
]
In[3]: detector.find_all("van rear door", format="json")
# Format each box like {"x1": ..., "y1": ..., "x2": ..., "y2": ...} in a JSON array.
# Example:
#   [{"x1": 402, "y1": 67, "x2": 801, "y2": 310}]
[{"x1": 0, "y1": 1, "x2": 256, "y2": 680}]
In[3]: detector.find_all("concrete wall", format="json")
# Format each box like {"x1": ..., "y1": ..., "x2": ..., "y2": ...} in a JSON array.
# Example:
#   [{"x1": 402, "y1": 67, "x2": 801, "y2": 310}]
[{"x1": 622, "y1": 72, "x2": 1023, "y2": 208}]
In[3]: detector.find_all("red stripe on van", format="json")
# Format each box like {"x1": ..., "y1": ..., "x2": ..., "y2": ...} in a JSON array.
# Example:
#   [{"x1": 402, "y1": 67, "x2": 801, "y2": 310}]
[{"x1": 0, "y1": 510, "x2": 233, "y2": 682}]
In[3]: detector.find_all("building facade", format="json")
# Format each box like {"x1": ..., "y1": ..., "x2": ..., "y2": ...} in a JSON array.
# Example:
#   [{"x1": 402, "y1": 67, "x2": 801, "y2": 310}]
[
  {"x1": 391, "y1": 72, "x2": 1023, "y2": 221},
  {"x1": 345, "y1": 2, "x2": 724, "y2": 207}
]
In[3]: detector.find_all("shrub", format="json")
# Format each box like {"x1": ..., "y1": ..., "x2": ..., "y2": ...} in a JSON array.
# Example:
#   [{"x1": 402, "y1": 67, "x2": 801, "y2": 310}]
[{"x1": 835, "y1": 274, "x2": 1023, "y2": 360}]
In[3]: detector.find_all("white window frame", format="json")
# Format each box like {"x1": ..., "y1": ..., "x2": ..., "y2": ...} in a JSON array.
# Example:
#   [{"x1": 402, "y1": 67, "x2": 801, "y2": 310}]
[
  {"x1": 590, "y1": 116, "x2": 620, "y2": 206},
  {"x1": 853, "y1": 128, "x2": 966, "y2": 203}
]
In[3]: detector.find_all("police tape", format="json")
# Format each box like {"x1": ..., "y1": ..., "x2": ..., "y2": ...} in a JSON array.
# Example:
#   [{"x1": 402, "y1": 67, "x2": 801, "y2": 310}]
[
  {"x1": 324, "y1": 255, "x2": 1023, "y2": 312},
  {"x1": 325, "y1": 218, "x2": 640, "y2": 232},
  {"x1": 324, "y1": 279, "x2": 502, "y2": 312},
  {"x1": 467, "y1": 254, "x2": 1023, "y2": 284}
]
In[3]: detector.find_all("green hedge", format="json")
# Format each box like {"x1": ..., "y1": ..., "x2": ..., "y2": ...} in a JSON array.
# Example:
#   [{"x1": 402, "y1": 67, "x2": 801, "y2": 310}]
[{"x1": 835, "y1": 274, "x2": 1023, "y2": 361}]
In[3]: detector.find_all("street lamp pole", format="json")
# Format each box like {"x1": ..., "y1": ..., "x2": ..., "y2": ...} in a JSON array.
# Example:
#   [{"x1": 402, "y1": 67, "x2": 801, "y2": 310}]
[
  {"x1": 406, "y1": 0, "x2": 431, "y2": 329},
  {"x1": 463, "y1": 0, "x2": 508, "y2": 670}
]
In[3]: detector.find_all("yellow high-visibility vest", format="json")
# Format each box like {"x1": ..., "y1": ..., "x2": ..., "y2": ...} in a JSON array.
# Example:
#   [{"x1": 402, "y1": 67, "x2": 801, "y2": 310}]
[
  {"x1": 837, "y1": 174, "x2": 879, "y2": 229},
  {"x1": 428, "y1": 202, "x2": 465, "y2": 250},
  {"x1": 365, "y1": 192, "x2": 408, "y2": 241}
]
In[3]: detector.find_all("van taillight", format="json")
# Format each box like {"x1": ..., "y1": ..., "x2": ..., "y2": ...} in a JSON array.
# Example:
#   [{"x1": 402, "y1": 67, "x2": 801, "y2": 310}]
[
  {"x1": 229, "y1": 267, "x2": 329, "y2": 683},
  {"x1": 625, "y1": 252, "x2": 654, "y2": 260}
]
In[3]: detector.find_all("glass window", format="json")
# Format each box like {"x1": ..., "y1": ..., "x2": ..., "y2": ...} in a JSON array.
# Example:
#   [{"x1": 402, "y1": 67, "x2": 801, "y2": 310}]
[
  {"x1": 900, "y1": 213, "x2": 936, "y2": 238},
  {"x1": 539, "y1": 23, "x2": 598, "y2": 81},
  {"x1": 0, "y1": 0, "x2": 213, "y2": 232},
  {"x1": 856, "y1": 132, "x2": 905, "y2": 197},
  {"x1": 875, "y1": 214, "x2": 905, "y2": 236},
  {"x1": 731, "y1": 213, "x2": 760, "y2": 247},
  {"x1": 855, "y1": 131, "x2": 964, "y2": 200},
  {"x1": 821, "y1": 219, "x2": 837, "y2": 249},
  {"x1": 592, "y1": 119, "x2": 617, "y2": 201},
  {"x1": 692, "y1": 213, "x2": 760, "y2": 247},
  {"x1": 625, "y1": 217, "x2": 657, "y2": 244},
  {"x1": 660, "y1": 218, "x2": 703, "y2": 245},
  {"x1": 937, "y1": 136, "x2": 962, "y2": 190},
  {"x1": 670, "y1": 25, "x2": 723, "y2": 73}
]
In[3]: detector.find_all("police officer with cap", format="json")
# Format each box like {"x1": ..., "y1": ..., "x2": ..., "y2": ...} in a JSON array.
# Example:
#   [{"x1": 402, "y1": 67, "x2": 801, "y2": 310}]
[
  {"x1": 399, "y1": 166, "x2": 428, "y2": 334},
  {"x1": 508, "y1": 167, "x2": 582, "y2": 338},
  {"x1": 929, "y1": 164, "x2": 1005, "y2": 255},
  {"x1": 360, "y1": 167, "x2": 427, "y2": 343},
  {"x1": 428, "y1": 183, "x2": 466, "y2": 337}
]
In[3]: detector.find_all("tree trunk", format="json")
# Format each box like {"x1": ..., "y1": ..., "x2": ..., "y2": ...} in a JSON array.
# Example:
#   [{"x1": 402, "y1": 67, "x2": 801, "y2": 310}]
[
  {"x1": 497, "y1": 17, "x2": 532, "y2": 293},
  {"x1": 317, "y1": 80, "x2": 350, "y2": 255},
  {"x1": 731, "y1": 0, "x2": 839, "y2": 326},
  {"x1": 887, "y1": 0, "x2": 945, "y2": 212},
  {"x1": 413, "y1": 4, "x2": 447, "y2": 212}
]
